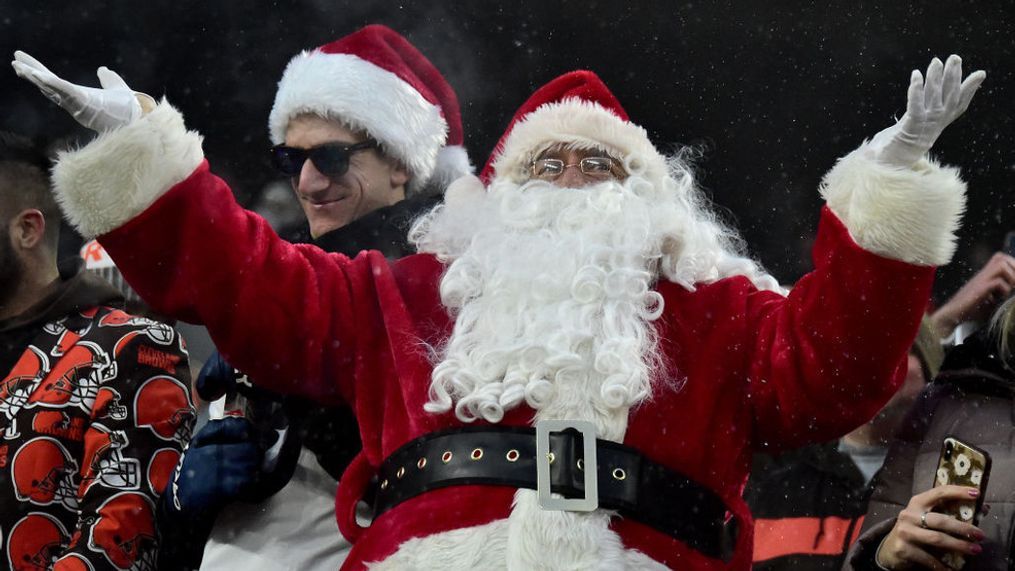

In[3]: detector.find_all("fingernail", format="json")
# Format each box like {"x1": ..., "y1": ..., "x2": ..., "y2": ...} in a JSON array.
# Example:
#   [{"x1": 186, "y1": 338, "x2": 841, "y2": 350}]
[
  {"x1": 970, "y1": 544, "x2": 983, "y2": 554},
  {"x1": 974, "y1": 530, "x2": 986, "y2": 541},
  {"x1": 968, "y1": 489, "x2": 980, "y2": 497}
]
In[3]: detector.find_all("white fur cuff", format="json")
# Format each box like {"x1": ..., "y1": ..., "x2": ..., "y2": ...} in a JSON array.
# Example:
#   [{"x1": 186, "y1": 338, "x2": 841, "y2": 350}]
[
  {"x1": 820, "y1": 144, "x2": 967, "y2": 266},
  {"x1": 52, "y1": 100, "x2": 204, "y2": 238}
]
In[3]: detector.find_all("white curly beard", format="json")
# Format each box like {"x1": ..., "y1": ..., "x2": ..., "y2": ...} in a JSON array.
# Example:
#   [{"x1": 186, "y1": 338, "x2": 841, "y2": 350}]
[
  {"x1": 411, "y1": 164, "x2": 776, "y2": 441},
  {"x1": 397, "y1": 164, "x2": 777, "y2": 569}
]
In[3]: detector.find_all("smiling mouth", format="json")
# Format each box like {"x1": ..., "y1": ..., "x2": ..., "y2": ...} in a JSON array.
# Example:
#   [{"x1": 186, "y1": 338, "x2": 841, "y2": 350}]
[{"x1": 305, "y1": 196, "x2": 346, "y2": 207}]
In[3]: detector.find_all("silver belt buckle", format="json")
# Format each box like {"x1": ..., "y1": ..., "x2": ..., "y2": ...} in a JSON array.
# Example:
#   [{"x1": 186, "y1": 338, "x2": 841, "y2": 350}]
[{"x1": 535, "y1": 419, "x2": 598, "y2": 512}]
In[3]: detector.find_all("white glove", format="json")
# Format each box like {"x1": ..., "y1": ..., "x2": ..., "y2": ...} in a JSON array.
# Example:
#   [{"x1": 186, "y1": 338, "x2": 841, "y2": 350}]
[
  {"x1": 11, "y1": 50, "x2": 154, "y2": 132},
  {"x1": 868, "y1": 54, "x2": 985, "y2": 168}
]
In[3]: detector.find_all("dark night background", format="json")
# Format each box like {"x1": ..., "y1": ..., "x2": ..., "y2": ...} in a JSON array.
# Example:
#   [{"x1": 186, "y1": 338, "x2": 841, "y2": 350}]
[{"x1": 1, "y1": 1, "x2": 1012, "y2": 301}]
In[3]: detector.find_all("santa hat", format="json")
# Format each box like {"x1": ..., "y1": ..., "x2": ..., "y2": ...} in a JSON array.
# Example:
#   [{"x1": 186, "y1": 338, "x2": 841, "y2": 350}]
[
  {"x1": 481, "y1": 70, "x2": 667, "y2": 185},
  {"x1": 269, "y1": 24, "x2": 471, "y2": 194}
]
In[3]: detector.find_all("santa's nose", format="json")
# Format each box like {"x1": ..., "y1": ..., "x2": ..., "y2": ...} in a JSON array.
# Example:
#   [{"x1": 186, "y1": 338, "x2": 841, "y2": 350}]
[{"x1": 556, "y1": 163, "x2": 590, "y2": 188}]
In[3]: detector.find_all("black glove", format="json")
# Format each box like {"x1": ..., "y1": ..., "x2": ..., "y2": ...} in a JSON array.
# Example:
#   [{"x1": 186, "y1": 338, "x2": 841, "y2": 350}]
[
  {"x1": 196, "y1": 350, "x2": 285, "y2": 403},
  {"x1": 193, "y1": 352, "x2": 305, "y2": 500},
  {"x1": 156, "y1": 416, "x2": 264, "y2": 570},
  {"x1": 163, "y1": 417, "x2": 263, "y2": 517}
]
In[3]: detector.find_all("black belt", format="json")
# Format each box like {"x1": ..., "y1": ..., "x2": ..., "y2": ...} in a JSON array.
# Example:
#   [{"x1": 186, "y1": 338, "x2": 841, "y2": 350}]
[{"x1": 371, "y1": 425, "x2": 738, "y2": 561}]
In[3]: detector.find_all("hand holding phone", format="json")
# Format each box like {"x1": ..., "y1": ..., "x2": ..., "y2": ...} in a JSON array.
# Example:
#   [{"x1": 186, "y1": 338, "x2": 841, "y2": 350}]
[
  {"x1": 876, "y1": 485, "x2": 986, "y2": 570},
  {"x1": 933, "y1": 438, "x2": 990, "y2": 521},
  {"x1": 876, "y1": 437, "x2": 990, "y2": 570}
]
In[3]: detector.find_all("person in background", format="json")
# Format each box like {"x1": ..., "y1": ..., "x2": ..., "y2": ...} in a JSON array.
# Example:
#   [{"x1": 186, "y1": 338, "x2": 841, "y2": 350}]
[
  {"x1": 0, "y1": 131, "x2": 194, "y2": 570},
  {"x1": 746, "y1": 252, "x2": 1015, "y2": 571},
  {"x1": 747, "y1": 252, "x2": 1015, "y2": 571},
  {"x1": 929, "y1": 252, "x2": 1015, "y2": 344},
  {"x1": 843, "y1": 296, "x2": 1015, "y2": 569},
  {"x1": 745, "y1": 317, "x2": 941, "y2": 570},
  {"x1": 152, "y1": 24, "x2": 472, "y2": 571}
]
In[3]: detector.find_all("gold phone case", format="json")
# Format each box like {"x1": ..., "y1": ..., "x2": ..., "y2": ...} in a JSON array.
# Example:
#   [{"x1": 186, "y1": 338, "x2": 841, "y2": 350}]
[{"x1": 932, "y1": 436, "x2": 991, "y2": 569}]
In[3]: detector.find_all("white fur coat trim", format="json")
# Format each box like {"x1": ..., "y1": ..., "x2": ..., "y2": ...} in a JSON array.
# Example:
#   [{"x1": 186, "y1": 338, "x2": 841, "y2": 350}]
[
  {"x1": 52, "y1": 100, "x2": 204, "y2": 238},
  {"x1": 366, "y1": 494, "x2": 669, "y2": 570},
  {"x1": 820, "y1": 144, "x2": 966, "y2": 266},
  {"x1": 490, "y1": 98, "x2": 668, "y2": 185},
  {"x1": 269, "y1": 51, "x2": 447, "y2": 190}
]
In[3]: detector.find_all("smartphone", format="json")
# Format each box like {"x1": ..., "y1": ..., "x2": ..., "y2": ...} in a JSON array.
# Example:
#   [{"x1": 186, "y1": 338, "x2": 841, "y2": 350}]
[{"x1": 932, "y1": 436, "x2": 991, "y2": 569}]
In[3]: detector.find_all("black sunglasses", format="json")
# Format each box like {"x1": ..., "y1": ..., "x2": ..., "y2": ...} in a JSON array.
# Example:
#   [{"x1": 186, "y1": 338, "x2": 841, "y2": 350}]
[{"x1": 269, "y1": 139, "x2": 378, "y2": 178}]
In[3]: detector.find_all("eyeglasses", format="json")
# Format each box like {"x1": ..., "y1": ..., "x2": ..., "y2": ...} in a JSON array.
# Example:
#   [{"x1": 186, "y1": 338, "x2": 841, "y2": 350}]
[
  {"x1": 530, "y1": 156, "x2": 625, "y2": 181},
  {"x1": 269, "y1": 139, "x2": 378, "y2": 179}
]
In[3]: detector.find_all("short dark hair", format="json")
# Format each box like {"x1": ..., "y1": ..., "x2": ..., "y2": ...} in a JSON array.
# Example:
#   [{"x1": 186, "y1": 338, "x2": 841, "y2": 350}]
[{"x1": 0, "y1": 131, "x2": 59, "y2": 247}]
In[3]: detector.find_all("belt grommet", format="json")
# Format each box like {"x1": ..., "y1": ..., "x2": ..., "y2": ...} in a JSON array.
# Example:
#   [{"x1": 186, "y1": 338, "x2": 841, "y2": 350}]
[
  {"x1": 417, "y1": 457, "x2": 427, "y2": 470},
  {"x1": 547, "y1": 452, "x2": 555, "y2": 465},
  {"x1": 577, "y1": 458, "x2": 584, "y2": 471},
  {"x1": 442, "y1": 451, "x2": 453, "y2": 463},
  {"x1": 471, "y1": 448, "x2": 484, "y2": 461},
  {"x1": 505, "y1": 449, "x2": 519, "y2": 462},
  {"x1": 380, "y1": 479, "x2": 389, "y2": 490},
  {"x1": 612, "y1": 468, "x2": 626, "y2": 481},
  {"x1": 396, "y1": 467, "x2": 405, "y2": 479}
]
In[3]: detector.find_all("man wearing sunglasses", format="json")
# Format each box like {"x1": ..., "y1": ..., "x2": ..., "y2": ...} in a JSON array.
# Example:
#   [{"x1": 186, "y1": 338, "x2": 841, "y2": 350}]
[
  {"x1": 267, "y1": 32, "x2": 470, "y2": 248},
  {"x1": 12, "y1": 26, "x2": 470, "y2": 571},
  {"x1": 186, "y1": 26, "x2": 469, "y2": 571},
  {"x1": 16, "y1": 46, "x2": 984, "y2": 571},
  {"x1": 270, "y1": 138, "x2": 385, "y2": 238}
]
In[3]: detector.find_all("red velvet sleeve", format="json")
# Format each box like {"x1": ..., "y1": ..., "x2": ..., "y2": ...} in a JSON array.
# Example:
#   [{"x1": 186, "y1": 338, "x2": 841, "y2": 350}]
[
  {"x1": 98, "y1": 162, "x2": 364, "y2": 406},
  {"x1": 745, "y1": 207, "x2": 935, "y2": 451}
]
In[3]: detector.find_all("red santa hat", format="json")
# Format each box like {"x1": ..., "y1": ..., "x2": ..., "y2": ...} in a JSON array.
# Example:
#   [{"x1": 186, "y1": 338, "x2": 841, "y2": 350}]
[
  {"x1": 480, "y1": 70, "x2": 667, "y2": 185},
  {"x1": 269, "y1": 24, "x2": 471, "y2": 194}
]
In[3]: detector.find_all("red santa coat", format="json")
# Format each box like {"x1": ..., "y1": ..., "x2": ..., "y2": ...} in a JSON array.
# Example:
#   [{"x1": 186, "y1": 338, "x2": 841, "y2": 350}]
[
  {"x1": 93, "y1": 157, "x2": 933, "y2": 570},
  {"x1": 49, "y1": 99, "x2": 964, "y2": 570}
]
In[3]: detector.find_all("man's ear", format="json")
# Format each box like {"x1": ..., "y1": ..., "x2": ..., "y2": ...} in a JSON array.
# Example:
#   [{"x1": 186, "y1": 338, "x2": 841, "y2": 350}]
[
  {"x1": 11, "y1": 209, "x2": 47, "y2": 250},
  {"x1": 389, "y1": 162, "x2": 410, "y2": 190}
]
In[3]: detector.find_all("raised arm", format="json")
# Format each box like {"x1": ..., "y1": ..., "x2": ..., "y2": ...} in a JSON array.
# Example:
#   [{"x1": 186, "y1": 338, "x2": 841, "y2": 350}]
[
  {"x1": 12, "y1": 53, "x2": 371, "y2": 404},
  {"x1": 748, "y1": 56, "x2": 984, "y2": 449},
  {"x1": 825, "y1": 55, "x2": 983, "y2": 266}
]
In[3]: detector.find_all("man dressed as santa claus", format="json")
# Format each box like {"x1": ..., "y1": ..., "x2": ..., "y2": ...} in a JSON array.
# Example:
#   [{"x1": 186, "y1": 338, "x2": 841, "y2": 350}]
[{"x1": 13, "y1": 47, "x2": 984, "y2": 570}]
